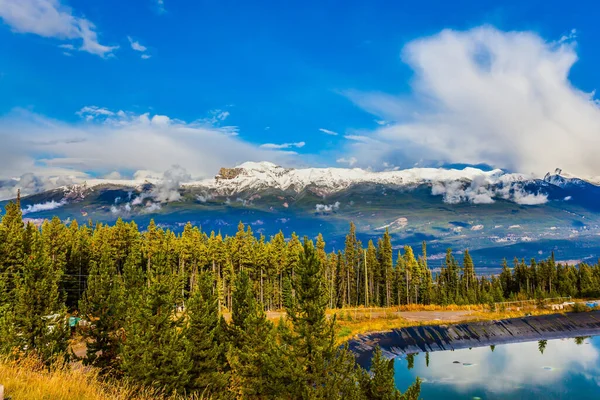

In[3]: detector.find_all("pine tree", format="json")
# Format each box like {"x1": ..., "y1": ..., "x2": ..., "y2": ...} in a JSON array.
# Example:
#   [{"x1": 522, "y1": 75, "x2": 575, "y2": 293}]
[
  {"x1": 185, "y1": 271, "x2": 229, "y2": 395},
  {"x1": 120, "y1": 252, "x2": 191, "y2": 394},
  {"x1": 280, "y1": 238, "x2": 359, "y2": 398},
  {"x1": 79, "y1": 239, "x2": 125, "y2": 374},
  {"x1": 228, "y1": 270, "x2": 280, "y2": 397},
  {"x1": 12, "y1": 229, "x2": 70, "y2": 365},
  {"x1": 0, "y1": 196, "x2": 24, "y2": 294}
]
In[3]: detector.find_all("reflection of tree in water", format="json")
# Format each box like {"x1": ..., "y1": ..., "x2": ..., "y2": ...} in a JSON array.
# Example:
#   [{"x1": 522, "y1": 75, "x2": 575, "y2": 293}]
[
  {"x1": 406, "y1": 353, "x2": 417, "y2": 370},
  {"x1": 425, "y1": 352, "x2": 430, "y2": 368},
  {"x1": 538, "y1": 340, "x2": 548, "y2": 354},
  {"x1": 490, "y1": 345, "x2": 495, "y2": 352},
  {"x1": 574, "y1": 336, "x2": 590, "y2": 345}
]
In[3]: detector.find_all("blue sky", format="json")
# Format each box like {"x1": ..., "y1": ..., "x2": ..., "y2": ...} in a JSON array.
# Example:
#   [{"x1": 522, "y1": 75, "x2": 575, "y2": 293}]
[{"x1": 1, "y1": 0, "x2": 600, "y2": 197}]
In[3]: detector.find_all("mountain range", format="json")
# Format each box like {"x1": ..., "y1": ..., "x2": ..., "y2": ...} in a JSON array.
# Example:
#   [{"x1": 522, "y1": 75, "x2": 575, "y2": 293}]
[{"x1": 3, "y1": 161, "x2": 600, "y2": 271}]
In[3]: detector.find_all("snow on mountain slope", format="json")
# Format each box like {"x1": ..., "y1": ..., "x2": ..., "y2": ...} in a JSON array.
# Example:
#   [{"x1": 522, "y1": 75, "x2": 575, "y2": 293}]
[
  {"x1": 185, "y1": 161, "x2": 529, "y2": 195},
  {"x1": 50, "y1": 161, "x2": 552, "y2": 202}
]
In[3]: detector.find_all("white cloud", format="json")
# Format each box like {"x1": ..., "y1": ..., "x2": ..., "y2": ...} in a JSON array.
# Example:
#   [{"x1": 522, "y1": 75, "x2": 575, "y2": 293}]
[
  {"x1": 127, "y1": 35, "x2": 151, "y2": 58},
  {"x1": 150, "y1": 165, "x2": 190, "y2": 203},
  {"x1": 344, "y1": 135, "x2": 372, "y2": 143},
  {"x1": 22, "y1": 199, "x2": 67, "y2": 215},
  {"x1": 127, "y1": 36, "x2": 147, "y2": 52},
  {"x1": 343, "y1": 26, "x2": 600, "y2": 176},
  {"x1": 315, "y1": 201, "x2": 340, "y2": 213},
  {"x1": 260, "y1": 141, "x2": 305, "y2": 150},
  {"x1": 511, "y1": 189, "x2": 548, "y2": 205},
  {"x1": 0, "y1": 0, "x2": 117, "y2": 57},
  {"x1": 336, "y1": 157, "x2": 358, "y2": 167},
  {"x1": 0, "y1": 107, "x2": 298, "y2": 199},
  {"x1": 430, "y1": 177, "x2": 548, "y2": 206},
  {"x1": 319, "y1": 128, "x2": 338, "y2": 136},
  {"x1": 76, "y1": 106, "x2": 114, "y2": 120},
  {"x1": 103, "y1": 171, "x2": 122, "y2": 180}
]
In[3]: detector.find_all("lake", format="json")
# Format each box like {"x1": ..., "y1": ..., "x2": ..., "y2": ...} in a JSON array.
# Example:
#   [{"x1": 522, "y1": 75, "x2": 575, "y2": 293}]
[{"x1": 393, "y1": 336, "x2": 600, "y2": 400}]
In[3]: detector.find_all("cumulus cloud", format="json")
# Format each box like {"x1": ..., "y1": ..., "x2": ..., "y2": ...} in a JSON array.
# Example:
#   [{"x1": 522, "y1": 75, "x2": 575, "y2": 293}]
[
  {"x1": 260, "y1": 142, "x2": 305, "y2": 150},
  {"x1": 343, "y1": 26, "x2": 600, "y2": 177},
  {"x1": 315, "y1": 201, "x2": 340, "y2": 213},
  {"x1": 319, "y1": 128, "x2": 338, "y2": 136},
  {"x1": 0, "y1": 0, "x2": 118, "y2": 57},
  {"x1": 0, "y1": 107, "x2": 297, "y2": 199}
]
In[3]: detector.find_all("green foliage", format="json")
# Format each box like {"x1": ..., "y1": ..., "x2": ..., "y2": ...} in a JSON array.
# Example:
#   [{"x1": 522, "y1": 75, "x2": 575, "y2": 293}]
[
  {"x1": 120, "y1": 253, "x2": 191, "y2": 394},
  {"x1": 4, "y1": 201, "x2": 600, "y2": 398},
  {"x1": 12, "y1": 229, "x2": 70, "y2": 366},
  {"x1": 79, "y1": 239, "x2": 125, "y2": 374}
]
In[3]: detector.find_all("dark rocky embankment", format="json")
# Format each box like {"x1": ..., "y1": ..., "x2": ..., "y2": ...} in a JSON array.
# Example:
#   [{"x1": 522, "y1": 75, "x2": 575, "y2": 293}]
[{"x1": 349, "y1": 311, "x2": 600, "y2": 367}]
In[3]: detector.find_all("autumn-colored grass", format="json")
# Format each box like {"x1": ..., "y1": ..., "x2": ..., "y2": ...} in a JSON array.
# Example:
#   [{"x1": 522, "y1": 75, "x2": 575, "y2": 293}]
[
  {"x1": 0, "y1": 356, "x2": 204, "y2": 400},
  {"x1": 334, "y1": 307, "x2": 559, "y2": 343}
]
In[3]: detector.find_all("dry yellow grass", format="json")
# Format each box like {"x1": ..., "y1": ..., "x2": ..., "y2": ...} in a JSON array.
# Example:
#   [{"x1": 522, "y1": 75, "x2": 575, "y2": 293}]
[
  {"x1": 0, "y1": 356, "x2": 203, "y2": 400},
  {"x1": 335, "y1": 307, "x2": 559, "y2": 343}
]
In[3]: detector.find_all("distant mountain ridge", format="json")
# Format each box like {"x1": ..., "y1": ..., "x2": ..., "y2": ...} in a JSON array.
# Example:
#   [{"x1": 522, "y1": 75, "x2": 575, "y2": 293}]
[{"x1": 4, "y1": 161, "x2": 600, "y2": 269}]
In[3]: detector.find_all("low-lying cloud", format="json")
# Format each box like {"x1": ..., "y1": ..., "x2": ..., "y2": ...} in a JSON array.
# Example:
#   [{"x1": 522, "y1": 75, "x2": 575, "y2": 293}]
[
  {"x1": 431, "y1": 180, "x2": 548, "y2": 205},
  {"x1": 315, "y1": 201, "x2": 341, "y2": 213},
  {"x1": 150, "y1": 165, "x2": 190, "y2": 203},
  {"x1": 344, "y1": 26, "x2": 600, "y2": 177},
  {"x1": 22, "y1": 199, "x2": 67, "y2": 215}
]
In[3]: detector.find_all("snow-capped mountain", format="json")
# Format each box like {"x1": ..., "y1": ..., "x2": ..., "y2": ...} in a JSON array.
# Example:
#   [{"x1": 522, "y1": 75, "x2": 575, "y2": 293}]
[
  {"x1": 188, "y1": 161, "x2": 528, "y2": 196},
  {"x1": 73, "y1": 161, "x2": 532, "y2": 197},
  {"x1": 5, "y1": 161, "x2": 600, "y2": 267}
]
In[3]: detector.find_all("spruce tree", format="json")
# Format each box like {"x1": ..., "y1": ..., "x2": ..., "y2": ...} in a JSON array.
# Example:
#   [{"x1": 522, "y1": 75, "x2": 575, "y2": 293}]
[
  {"x1": 185, "y1": 271, "x2": 229, "y2": 395},
  {"x1": 12, "y1": 229, "x2": 70, "y2": 365},
  {"x1": 280, "y1": 238, "x2": 359, "y2": 398},
  {"x1": 228, "y1": 270, "x2": 280, "y2": 397},
  {"x1": 79, "y1": 240, "x2": 125, "y2": 374},
  {"x1": 120, "y1": 252, "x2": 191, "y2": 394}
]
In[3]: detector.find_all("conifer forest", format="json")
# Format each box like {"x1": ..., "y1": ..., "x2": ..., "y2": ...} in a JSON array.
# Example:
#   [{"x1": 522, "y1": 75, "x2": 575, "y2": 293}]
[{"x1": 2, "y1": 195, "x2": 600, "y2": 398}]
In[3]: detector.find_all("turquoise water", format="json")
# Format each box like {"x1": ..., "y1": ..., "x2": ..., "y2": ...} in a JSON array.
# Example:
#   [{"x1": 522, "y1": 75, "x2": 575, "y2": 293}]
[{"x1": 394, "y1": 336, "x2": 600, "y2": 400}]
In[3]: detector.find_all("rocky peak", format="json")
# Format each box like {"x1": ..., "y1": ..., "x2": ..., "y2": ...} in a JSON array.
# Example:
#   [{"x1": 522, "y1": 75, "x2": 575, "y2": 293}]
[{"x1": 217, "y1": 167, "x2": 244, "y2": 180}]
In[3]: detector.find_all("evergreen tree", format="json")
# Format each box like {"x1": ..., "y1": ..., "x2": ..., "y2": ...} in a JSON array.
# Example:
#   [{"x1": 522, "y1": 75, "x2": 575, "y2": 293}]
[
  {"x1": 228, "y1": 270, "x2": 280, "y2": 397},
  {"x1": 79, "y1": 239, "x2": 125, "y2": 374},
  {"x1": 185, "y1": 271, "x2": 229, "y2": 395},
  {"x1": 120, "y1": 252, "x2": 191, "y2": 394},
  {"x1": 280, "y1": 238, "x2": 359, "y2": 398},
  {"x1": 12, "y1": 229, "x2": 70, "y2": 365}
]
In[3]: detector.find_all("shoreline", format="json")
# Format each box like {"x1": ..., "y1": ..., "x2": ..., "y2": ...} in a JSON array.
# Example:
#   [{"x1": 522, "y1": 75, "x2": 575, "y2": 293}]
[{"x1": 348, "y1": 310, "x2": 600, "y2": 367}]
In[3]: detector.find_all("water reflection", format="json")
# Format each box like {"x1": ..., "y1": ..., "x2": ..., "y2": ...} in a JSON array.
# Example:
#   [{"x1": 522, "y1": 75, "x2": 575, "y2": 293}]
[{"x1": 394, "y1": 336, "x2": 600, "y2": 400}]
